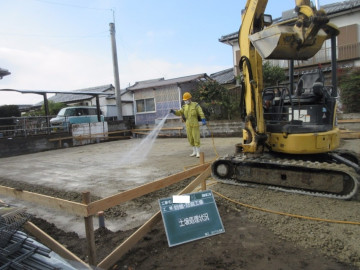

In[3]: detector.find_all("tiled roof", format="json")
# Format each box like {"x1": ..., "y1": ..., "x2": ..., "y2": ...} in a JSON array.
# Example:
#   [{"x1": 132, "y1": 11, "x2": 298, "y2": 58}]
[
  {"x1": 219, "y1": 0, "x2": 360, "y2": 42},
  {"x1": 218, "y1": 31, "x2": 239, "y2": 43},
  {"x1": 127, "y1": 74, "x2": 209, "y2": 91},
  {"x1": 48, "y1": 84, "x2": 114, "y2": 103},
  {"x1": 281, "y1": 0, "x2": 360, "y2": 20},
  {"x1": 210, "y1": 68, "x2": 235, "y2": 84}
]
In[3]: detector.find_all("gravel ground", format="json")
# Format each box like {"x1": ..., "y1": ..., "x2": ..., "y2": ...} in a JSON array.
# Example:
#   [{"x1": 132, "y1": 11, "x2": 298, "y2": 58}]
[
  {"x1": 210, "y1": 138, "x2": 360, "y2": 269},
  {"x1": 212, "y1": 180, "x2": 360, "y2": 268}
]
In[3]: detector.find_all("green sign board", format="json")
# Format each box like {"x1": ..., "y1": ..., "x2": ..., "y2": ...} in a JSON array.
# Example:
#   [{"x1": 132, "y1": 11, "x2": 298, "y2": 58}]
[{"x1": 159, "y1": 190, "x2": 225, "y2": 247}]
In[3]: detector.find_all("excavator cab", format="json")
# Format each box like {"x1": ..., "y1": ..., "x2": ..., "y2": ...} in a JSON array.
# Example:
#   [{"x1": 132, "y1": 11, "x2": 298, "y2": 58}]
[{"x1": 263, "y1": 68, "x2": 338, "y2": 150}]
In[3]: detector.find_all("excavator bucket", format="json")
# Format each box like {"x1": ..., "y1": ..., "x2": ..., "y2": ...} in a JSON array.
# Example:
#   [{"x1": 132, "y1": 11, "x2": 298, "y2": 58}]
[{"x1": 249, "y1": 25, "x2": 327, "y2": 60}]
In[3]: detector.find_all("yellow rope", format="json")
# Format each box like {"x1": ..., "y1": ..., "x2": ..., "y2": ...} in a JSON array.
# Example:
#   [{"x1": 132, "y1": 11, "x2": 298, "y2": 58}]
[
  {"x1": 212, "y1": 190, "x2": 360, "y2": 226},
  {"x1": 206, "y1": 124, "x2": 219, "y2": 157}
]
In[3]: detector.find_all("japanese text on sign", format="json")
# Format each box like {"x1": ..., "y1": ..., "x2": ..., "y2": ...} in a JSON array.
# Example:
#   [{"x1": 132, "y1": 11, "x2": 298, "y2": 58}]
[{"x1": 178, "y1": 213, "x2": 209, "y2": 227}]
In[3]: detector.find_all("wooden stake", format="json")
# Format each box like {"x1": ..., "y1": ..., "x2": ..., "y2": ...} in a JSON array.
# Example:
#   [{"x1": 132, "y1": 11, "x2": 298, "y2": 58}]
[
  {"x1": 200, "y1": 152, "x2": 206, "y2": 190},
  {"x1": 82, "y1": 192, "x2": 97, "y2": 266}
]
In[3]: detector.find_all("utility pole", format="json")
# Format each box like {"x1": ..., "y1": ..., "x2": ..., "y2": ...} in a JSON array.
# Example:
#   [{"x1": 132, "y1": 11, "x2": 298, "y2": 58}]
[{"x1": 109, "y1": 22, "x2": 123, "y2": 121}]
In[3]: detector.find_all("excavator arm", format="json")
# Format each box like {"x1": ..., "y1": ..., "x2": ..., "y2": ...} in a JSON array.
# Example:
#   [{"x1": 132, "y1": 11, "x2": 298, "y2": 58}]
[{"x1": 238, "y1": 0, "x2": 268, "y2": 154}]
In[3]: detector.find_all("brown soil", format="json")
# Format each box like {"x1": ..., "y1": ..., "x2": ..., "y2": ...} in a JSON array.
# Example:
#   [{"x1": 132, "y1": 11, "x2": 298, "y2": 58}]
[
  {"x1": 25, "y1": 179, "x2": 360, "y2": 270},
  {"x1": 110, "y1": 199, "x2": 356, "y2": 270}
]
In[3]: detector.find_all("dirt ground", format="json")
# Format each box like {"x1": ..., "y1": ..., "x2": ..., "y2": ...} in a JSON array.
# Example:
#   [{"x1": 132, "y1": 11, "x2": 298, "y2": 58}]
[
  {"x1": 1, "y1": 134, "x2": 360, "y2": 269},
  {"x1": 28, "y1": 174, "x2": 360, "y2": 270}
]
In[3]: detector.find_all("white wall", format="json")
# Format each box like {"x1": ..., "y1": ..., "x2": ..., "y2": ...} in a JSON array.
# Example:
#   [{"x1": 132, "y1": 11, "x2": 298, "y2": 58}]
[
  {"x1": 330, "y1": 13, "x2": 360, "y2": 30},
  {"x1": 101, "y1": 104, "x2": 133, "y2": 117},
  {"x1": 232, "y1": 43, "x2": 240, "y2": 68},
  {"x1": 99, "y1": 89, "x2": 134, "y2": 117}
]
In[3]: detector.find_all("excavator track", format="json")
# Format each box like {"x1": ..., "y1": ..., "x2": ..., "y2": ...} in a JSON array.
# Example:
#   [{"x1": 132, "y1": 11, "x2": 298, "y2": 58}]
[{"x1": 211, "y1": 154, "x2": 359, "y2": 200}]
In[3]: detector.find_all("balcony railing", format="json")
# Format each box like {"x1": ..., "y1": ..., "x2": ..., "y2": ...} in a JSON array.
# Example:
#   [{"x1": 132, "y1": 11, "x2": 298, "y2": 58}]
[{"x1": 267, "y1": 42, "x2": 360, "y2": 69}]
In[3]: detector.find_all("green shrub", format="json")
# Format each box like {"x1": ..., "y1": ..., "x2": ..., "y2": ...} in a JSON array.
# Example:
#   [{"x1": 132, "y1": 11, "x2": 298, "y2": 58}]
[
  {"x1": 192, "y1": 80, "x2": 240, "y2": 120},
  {"x1": 339, "y1": 68, "x2": 360, "y2": 113},
  {"x1": 0, "y1": 105, "x2": 20, "y2": 126},
  {"x1": 263, "y1": 61, "x2": 286, "y2": 87}
]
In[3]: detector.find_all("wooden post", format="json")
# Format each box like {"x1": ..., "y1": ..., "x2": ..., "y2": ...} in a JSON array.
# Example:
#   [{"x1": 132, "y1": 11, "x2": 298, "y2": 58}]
[
  {"x1": 200, "y1": 152, "x2": 206, "y2": 190},
  {"x1": 82, "y1": 192, "x2": 97, "y2": 266}
]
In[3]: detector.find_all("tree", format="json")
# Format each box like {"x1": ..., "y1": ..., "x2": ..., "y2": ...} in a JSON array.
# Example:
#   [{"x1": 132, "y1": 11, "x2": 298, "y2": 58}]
[
  {"x1": 339, "y1": 68, "x2": 360, "y2": 113},
  {"x1": 0, "y1": 105, "x2": 21, "y2": 126},
  {"x1": 192, "y1": 80, "x2": 240, "y2": 120},
  {"x1": 263, "y1": 61, "x2": 286, "y2": 87},
  {"x1": 0, "y1": 105, "x2": 21, "y2": 117},
  {"x1": 25, "y1": 101, "x2": 66, "y2": 116},
  {"x1": 46, "y1": 101, "x2": 67, "y2": 115}
]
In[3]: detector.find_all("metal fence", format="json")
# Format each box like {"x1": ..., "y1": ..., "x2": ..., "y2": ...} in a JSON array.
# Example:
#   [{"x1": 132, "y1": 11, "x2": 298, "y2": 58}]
[{"x1": 0, "y1": 116, "x2": 61, "y2": 138}]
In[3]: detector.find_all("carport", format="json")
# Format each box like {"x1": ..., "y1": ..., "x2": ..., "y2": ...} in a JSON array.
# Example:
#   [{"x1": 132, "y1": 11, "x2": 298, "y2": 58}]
[{"x1": 0, "y1": 89, "x2": 114, "y2": 131}]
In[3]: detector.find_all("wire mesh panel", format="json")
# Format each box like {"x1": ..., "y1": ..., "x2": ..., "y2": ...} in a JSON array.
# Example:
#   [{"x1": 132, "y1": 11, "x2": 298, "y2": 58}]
[{"x1": 0, "y1": 202, "x2": 77, "y2": 269}]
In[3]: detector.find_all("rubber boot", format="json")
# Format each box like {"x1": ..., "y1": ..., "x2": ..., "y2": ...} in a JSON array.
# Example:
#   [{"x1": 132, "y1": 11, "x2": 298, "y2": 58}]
[
  {"x1": 190, "y1": 147, "x2": 196, "y2": 157},
  {"x1": 196, "y1": 147, "x2": 200, "y2": 158}
]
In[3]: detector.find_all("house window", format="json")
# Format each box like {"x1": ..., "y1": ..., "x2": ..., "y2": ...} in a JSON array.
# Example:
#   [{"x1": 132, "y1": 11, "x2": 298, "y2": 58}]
[{"x1": 136, "y1": 98, "x2": 155, "y2": 113}]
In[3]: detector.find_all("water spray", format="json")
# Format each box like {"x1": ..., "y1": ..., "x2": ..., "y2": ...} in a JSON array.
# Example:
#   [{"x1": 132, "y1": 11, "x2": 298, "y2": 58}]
[{"x1": 119, "y1": 114, "x2": 170, "y2": 165}]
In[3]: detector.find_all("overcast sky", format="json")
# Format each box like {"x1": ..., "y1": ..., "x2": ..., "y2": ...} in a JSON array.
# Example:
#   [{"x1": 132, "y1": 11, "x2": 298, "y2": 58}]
[{"x1": 0, "y1": 0, "x2": 340, "y2": 105}]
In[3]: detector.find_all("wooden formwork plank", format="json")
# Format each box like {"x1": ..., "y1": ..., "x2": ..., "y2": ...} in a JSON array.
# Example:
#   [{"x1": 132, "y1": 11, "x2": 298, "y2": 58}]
[
  {"x1": 24, "y1": 222, "x2": 91, "y2": 269},
  {"x1": 107, "y1": 136, "x2": 132, "y2": 139},
  {"x1": 0, "y1": 185, "x2": 88, "y2": 216},
  {"x1": 338, "y1": 119, "x2": 360, "y2": 123},
  {"x1": 340, "y1": 132, "x2": 360, "y2": 139},
  {"x1": 48, "y1": 136, "x2": 72, "y2": 142},
  {"x1": 131, "y1": 127, "x2": 183, "y2": 132},
  {"x1": 97, "y1": 165, "x2": 211, "y2": 270},
  {"x1": 87, "y1": 163, "x2": 210, "y2": 216},
  {"x1": 107, "y1": 130, "x2": 132, "y2": 134}
]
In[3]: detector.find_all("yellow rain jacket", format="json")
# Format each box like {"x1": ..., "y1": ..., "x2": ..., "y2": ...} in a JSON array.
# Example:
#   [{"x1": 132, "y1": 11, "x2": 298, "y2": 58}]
[{"x1": 175, "y1": 102, "x2": 205, "y2": 147}]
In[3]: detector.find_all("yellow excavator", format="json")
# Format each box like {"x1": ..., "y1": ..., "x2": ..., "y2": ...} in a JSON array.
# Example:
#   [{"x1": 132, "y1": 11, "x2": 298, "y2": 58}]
[{"x1": 212, "y1": 0, "x2": 360, "y2": 199}]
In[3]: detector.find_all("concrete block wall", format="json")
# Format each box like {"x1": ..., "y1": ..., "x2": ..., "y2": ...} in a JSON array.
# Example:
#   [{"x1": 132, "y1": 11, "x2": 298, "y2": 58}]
[
  {"x1": 0, "y1": 135, "x2": 61, "y2": 158},
  {"x1": 136, "y1": 119, "x2": 244, "y2": 138}
]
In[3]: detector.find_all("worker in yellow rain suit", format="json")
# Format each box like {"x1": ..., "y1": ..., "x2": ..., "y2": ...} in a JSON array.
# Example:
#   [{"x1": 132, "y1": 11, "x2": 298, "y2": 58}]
[{"x1": 170, "y1": 92, "x2": 206, "y2": 158}]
